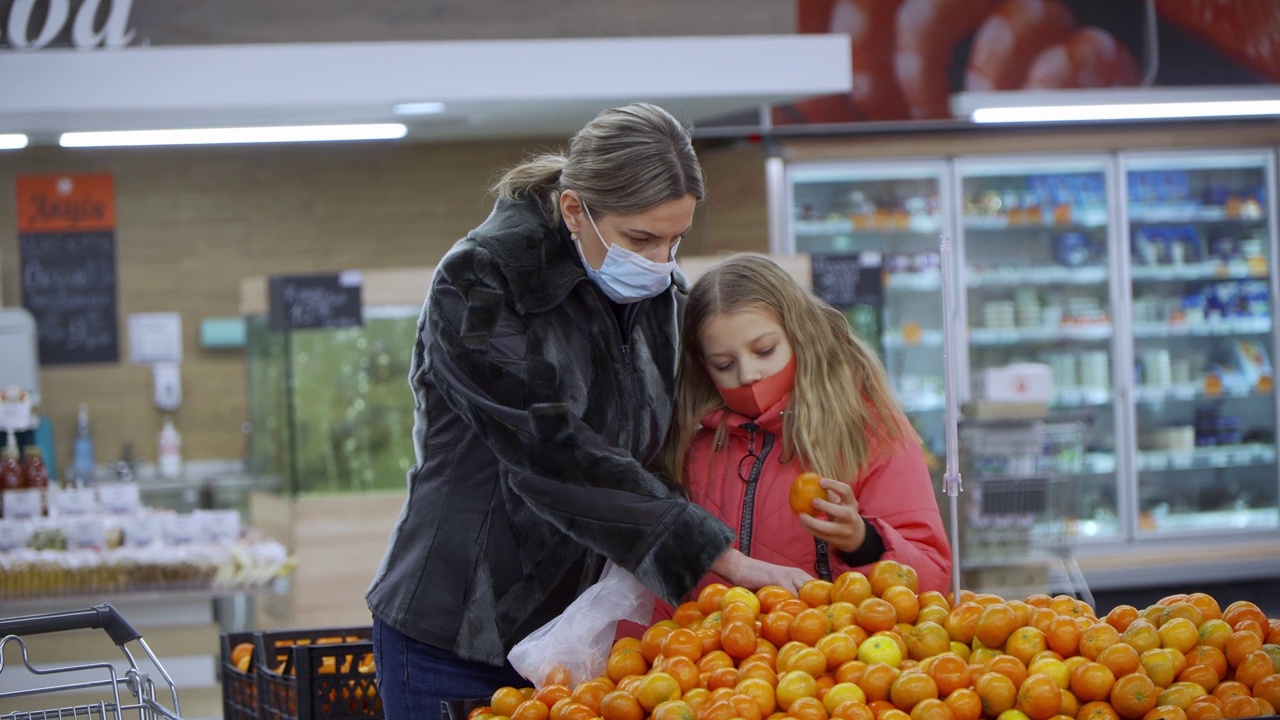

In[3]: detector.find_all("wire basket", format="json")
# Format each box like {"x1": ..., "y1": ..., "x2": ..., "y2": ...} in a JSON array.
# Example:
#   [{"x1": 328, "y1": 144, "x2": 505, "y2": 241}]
[{"x1": 959, "y1": 416, "x2": 1090, "y2": 566}]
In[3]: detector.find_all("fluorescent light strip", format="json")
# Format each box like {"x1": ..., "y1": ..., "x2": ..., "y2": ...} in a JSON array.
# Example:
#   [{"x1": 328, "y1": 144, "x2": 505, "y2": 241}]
[
  {"x1": 393, "y1": 102, "x2": 446, "y2": 116},
  {"x1": 60, "y1": 123, "x2": 408, "y2": 148},
  {"x1": 972, "y1": 99, "x2": 1280, "y2": 124},
  {"x1": 0, "y1": 133, "x2": 29, "y2": 150}
]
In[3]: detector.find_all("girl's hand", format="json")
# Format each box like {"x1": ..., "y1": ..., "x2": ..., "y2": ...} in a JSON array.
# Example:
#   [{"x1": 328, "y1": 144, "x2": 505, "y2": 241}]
[
  {"x1": 711, "y1": 548, "x2": 814, "y2": 594},
  {"x1": 796, "y1": 477, "x2": 866, "y2": 553}
]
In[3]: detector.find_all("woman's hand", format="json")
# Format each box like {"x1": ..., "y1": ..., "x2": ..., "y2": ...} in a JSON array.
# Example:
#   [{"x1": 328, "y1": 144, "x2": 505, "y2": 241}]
[
  {"x1": 711, "y1": 548, "x2": 815, "y2": 594},
  {"x1": 797, "y1": 477, "x2": 867, "y2": 553}
]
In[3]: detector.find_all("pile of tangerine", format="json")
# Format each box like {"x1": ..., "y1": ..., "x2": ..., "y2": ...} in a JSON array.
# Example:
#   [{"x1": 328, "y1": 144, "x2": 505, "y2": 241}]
[{"x1": 471, "y1": 560, "x2": 1280, "y2": 720}]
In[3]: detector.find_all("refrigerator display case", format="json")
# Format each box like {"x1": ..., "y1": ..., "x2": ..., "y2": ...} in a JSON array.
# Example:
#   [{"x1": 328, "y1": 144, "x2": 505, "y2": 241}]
[
  {"x1": 1119, "y1": 150, "x2": 1280, "y2": 537},
  {"x1": 954, "y1": 156, "x2": 1123, "y2": 543},
  {"x1": 778, "y1": 161, "x2": 953, "y2": 465}
]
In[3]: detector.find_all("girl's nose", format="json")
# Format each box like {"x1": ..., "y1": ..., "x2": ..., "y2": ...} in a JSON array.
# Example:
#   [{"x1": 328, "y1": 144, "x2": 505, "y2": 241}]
[
  {"x1": 641, "y1": 241, "x2": 673, "y2": 263},
  {"x1": 740, "y1": 364, "x2": 764, "y2": 386}
]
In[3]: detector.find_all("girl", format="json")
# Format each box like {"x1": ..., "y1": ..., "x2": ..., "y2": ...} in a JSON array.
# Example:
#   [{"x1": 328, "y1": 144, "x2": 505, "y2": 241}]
[{"x1": 659, "y1": 253, "x2": 952, "y2": 594}]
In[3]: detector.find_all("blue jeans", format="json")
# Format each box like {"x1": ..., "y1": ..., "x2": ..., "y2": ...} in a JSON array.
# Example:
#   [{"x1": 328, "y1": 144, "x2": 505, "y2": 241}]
[{"x1": 372, "y1": 617, "x2": 530, "y2": 720}]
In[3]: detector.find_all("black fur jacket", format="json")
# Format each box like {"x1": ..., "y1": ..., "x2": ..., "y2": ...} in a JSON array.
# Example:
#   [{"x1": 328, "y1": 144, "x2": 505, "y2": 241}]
[{"x1": 366, "y1": 195, "x2": 733, "y2": 665}]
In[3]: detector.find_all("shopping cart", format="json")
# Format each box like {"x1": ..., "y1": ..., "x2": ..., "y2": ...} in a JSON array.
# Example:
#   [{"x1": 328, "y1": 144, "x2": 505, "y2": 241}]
[
  {"x1": 958, "y1": 414, "x2": 1095, "y2": 607},
  {"x1": 0, "y1": 603, "x2": 183, "y2": 720}
]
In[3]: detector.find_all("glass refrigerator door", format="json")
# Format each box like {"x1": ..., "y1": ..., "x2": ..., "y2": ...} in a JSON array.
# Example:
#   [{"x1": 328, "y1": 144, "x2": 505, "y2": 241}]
[
  {"x1": 784, "y1": 161, "x2": 950, "y2": 467},
  {"x1": 956, "y1": 156, "x2": 1123, "y2": 542},
  {"x1": 1121, "y1": 151, "x2": 1279, "y2": 537}
]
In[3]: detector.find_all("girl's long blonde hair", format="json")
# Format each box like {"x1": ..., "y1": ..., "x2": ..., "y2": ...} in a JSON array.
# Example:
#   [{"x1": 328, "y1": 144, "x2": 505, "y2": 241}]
[{"x1": 659, "y1": 254, "x2": 916, "y2": 487}]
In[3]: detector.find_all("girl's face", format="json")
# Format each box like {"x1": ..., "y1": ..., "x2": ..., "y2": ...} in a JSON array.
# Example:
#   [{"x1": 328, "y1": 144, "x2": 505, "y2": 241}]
[{"x1": 698, "y1": 307, "x2": 793, "y2": 388}]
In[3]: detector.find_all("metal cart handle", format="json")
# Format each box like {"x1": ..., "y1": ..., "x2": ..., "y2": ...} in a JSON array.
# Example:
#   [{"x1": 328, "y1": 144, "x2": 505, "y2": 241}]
[{"x1": 0, "y1": 602, "x2": 141, "y2": 646}]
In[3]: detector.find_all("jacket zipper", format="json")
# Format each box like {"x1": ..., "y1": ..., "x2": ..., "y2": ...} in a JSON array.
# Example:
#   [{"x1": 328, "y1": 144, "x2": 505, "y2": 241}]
[{"x1": 737, "y1": 423, "x2": 774, "y2": 557}]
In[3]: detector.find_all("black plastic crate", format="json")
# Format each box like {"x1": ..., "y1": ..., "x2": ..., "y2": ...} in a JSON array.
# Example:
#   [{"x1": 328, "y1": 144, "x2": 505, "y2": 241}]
[
  {"x1": 254, "y1": 626, "x2": 382, "y2": 720},
  {"x1": 221, "y1": 631, "x2": 260, "y2": 720}
]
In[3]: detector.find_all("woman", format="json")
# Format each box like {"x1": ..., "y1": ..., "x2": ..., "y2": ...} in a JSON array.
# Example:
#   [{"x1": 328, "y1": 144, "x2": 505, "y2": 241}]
[{"x1": 365, "y1": 103, "x2": 811, "y2": 718}]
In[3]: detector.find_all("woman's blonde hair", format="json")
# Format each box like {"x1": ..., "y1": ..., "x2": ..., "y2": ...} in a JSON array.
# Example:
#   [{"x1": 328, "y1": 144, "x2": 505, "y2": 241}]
[
  {"x1": 659, "y1": 254, "x2": 915, "y2": 487},
  {"x1": 491, "y1": 102, "x2": 705, "y2": 218}
]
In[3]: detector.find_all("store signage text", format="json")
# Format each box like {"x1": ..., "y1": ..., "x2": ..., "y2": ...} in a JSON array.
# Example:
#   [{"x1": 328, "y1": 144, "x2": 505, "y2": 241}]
[{"x1": 3, "y1": 0, "x2": 135, "y2": 50}]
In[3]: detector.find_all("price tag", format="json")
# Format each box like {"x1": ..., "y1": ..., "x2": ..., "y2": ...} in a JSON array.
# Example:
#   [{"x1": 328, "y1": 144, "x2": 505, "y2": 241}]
[
  {"x1": 0, "y1": 519, "x2": 32, "y2": 550},
  {"x1": 53, "y1": 488, "x2": 97, "y2": 516},
  {"x1": 124, "y1": 513, "x2": 163, "y2": 547},
  {"x1": 3, "y1": 489, "x2": 42, "y2": 519},
  {"x1": 61, "y1": 516, "x2": 106, "y2": 550},
  {"x1": 97, "y1": 483, "x2": 141, "y2": 514},
  {"x1": 195, "y1": 509, "x2": 241, "y2": 544},
  {"x1": 163, "y1": 513, "x2": 199, "y2": 545}
]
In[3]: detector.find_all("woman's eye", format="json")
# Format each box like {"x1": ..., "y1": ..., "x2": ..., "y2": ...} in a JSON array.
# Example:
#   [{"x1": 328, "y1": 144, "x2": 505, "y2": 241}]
[
  {"x1": 758, "y1": 347, "x2": 776, "y2": 357},
  {"x1": 712, "y1": 363, "x2": 733, "y2": 373}
]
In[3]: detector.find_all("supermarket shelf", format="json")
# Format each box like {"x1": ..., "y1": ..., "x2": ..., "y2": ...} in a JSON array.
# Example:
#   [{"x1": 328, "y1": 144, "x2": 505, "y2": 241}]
[
  {"x1": 1132, "y1": 317, "x2": 1271, "y2": 338},
  {"x1": 970, "y1": 324, "x2": 1112, "y2": 346},
  {"x1": 1085, "y1": 453, "x2": 1118, "y2": 476},
  {"x1": 794, "y1": 215, "x2": 942, "y2": 236},
  {"x1": 963, "y1": 207, "x2": 1108, "y2": 230},
  {"x1": 1130, "y1": 262, "x2": 1268, "y2": 282},
  {"x1": 900, "y1": 396, "x2": 947, "y2": 413},
  {"x1": 1129, "y1": 204, "x2": 1267, "y2": 224},
  {"x1": 968, "y1": 265, "x2": 1108, "y2": 287},
  {"x1": 883, "y1": 328, "x2": 944, "y2": 349},
  {"x1": 1136, "y1": 443, "x2": 1276, "y2": 472},
  {"x1": 1053, "y1": 388, "x2": 1112, "y2": 408},
  {"x1": 1138, "y1": 507, "x2": 1279, "y2": 534},
  {"x1": 886, "y1": 271, "x2": 941, "y2": 292},
  {"x1": 1135, "y1": 383, "x2": 1272, "y2": 403}
]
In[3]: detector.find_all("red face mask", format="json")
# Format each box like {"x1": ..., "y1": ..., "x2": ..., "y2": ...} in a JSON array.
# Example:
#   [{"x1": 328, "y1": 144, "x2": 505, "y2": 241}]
[{"x1": 713, "y1": 356, "x2": 797, "y2": 418}]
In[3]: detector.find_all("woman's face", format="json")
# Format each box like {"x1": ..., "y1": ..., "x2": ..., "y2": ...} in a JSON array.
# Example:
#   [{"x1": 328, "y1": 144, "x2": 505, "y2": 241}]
[
  {"x1": 698, "y1": 307, "x2": 794, "y2": 389},
  {"x1": 563, "y1": 192, "x2": 696, "y2": 269}
]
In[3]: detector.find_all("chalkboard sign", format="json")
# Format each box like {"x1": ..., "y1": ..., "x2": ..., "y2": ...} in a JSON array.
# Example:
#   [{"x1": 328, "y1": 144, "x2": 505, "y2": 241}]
[
  {"x1": 268, "y1": 272, "x2": 363, "y2": 331},
  {"x1": 811, "y1": 252, "x2": 884, "y2": 308},
  {"x1": 19, "y1": 231, "x2": 120, "y2": 365}
]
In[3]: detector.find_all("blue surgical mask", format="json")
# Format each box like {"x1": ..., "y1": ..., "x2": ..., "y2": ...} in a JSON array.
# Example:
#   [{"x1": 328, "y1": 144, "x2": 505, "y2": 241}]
[{"x1": 577, "y1": 202, "x2": 679, "y2": 304}]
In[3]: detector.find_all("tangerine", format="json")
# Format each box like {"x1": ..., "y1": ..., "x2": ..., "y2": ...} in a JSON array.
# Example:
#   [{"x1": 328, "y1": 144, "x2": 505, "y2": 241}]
[
  {"x1": 800, "y1": 579, "x2": 836, "y2": 608},
  {"x1": 869, "y1": 560, "x2": 919, "y2": 596},
  {"x1": 790, "y1": 472, "x2": 826, "y2": 516},
  {"x1": 834, "y1": 572, "x2": 875, "y2": 606},
  {"x1": 512, "y1": 700, "x2": 551, "y2": 720},
  {"x1": 1016, "y1": 674, "x2": 1062, "y2": 720},
  {"x1": 1110, "y1": 673, "x2": 1157, "y2": 719},
  {"x1": 974, "y1": 672, "x2": 1018, "y2": 716}
]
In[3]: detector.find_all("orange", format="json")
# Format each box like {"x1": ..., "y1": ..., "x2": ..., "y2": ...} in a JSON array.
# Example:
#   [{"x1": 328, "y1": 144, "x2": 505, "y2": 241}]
[
  {"x1": 606, "y1": 648, "x2": 647, "y2": 683},
  {"x1": 818, "y1": 632, "x2": 859, "y2": 670},
  {"x1": 860, "y1": 663, "x2": 903, "y2": 702},
  {"x1": 823, "y1": 682, "x2": 867, "y2": 714},
  {"x1": 1196, "y1": 621, "x2": 1232, "y2": 651},
  {"x1": 1222, "y1": 602, "x2": 1268, "y2": 634},
  {"x1": 672, "y1": 601, "x2": 705, "y2": 629},
  {"x1": 663, "y1": 628, "x2": 703, "y2": 662},
  {"x1": 762, "y1": 611, "x2": 795, "y2": 649},
  {"x1": 1026, "y1": 594, "x2": 1054, "y2": 610},
  {"x1": 1209, "y1": 681, "x2": 1248, "y2": 703},
  {"x1": 642, "y1": 624, "x2": 676, "y2": 664},
  {"x1": 1007, "y1": 627, "x2": 1050, "y2": 668},
  {"x1": 777, "y1": 669, "x2": 821, "y2": 711},
  {"x1": 698, "y1": 584, "x2": 730, "y2": 615},
  {"x1": 1185, "y1": 594, "x2": 1222, "y2": 623},
  {"x1": 635, "y1": 672, "x2": 681, "y2": 712},
  {"x1": 1079, "y1": 623, "x2": 1121, "y2": 661},
  {"x1": 1176, "y1": 663, "x2": 1221, "y2": 693},
  {"x1": 836, "y1": 659, "x2": 868, "y2": 685},
  {"x1": 1069, "y1": 662, "x2": 1115, "y2": 702},
  {"x1": 721, "y1": 620, "x2": 759, "y2": 660},
  {"x1": 989, "y1": 655, "x2": 1029, "y2": 688},
  {"x1": 544, "y1": 664, "x2": 574, "y2": 687},
  {"x1": 738, "y1": 676, "x2": 779, "y2": 716},
  {"x1": 705, "y1": 666, "x2": 739, "y2": 690},
  {"x1": 790, "y1": 696, "x2": 831, "y2": 720},
  {"x1": 722, "y1": 600, "x2": 758, "y2": 626},
  {"x1": 869, "y1": 560, "x2": 919, "y2": 596},
  {"x1": 731, "y1": 693, "x2": 764, "y2": 720},
  {"x1": 778, "y1": 598, "x2": 812, "y2": 616},
  {"x1": 920, "y1": 591, "x2": 950, "y2": 611},
  {"x1": 697, "y1": 649, "x2": 735, "y2": 673},
  {"x1": 1048, "y1": 615, "x2": 1083, "y2": 658},
  {"x1": 1185, "y1": 645, "x2": 1228, "y2": 680},
  {"x1": 793, "y1": 608, "x2": 834, "y2": 645},
  {"x1": 1219, "y1": 695, "x2": 1259, "y2": 719},
  {"x1": 1138, "y1": 648, "x2": 1179, "y2": 688},
  {"x1": 599, "y1": 691, "x2": 643, "y2": 720},
  {"x1": 1161, "y1": 603, "x2": 1204, "y2": 629},
  {"x1": 944, "y1": 688, "x2": 983, "y2": 720},
  {"x1": 973, "y1": 671, "x2": 1018, "y2": 716},
  {"x1": 658, "y1": 656, "x2": 699, "y2": 694},
  {"x1": 1121, "y1": 620, "x2": 1161, "y2": 654},
  {"x1": 1142, "y1": 706, "x2": 1186, "y2": 720},
  {"x1": 1060, "y1": 688, "x2": 1080, "y2": 718},
  {"x1": 906, "y1": 622, "x2": 951, "y2": 662},
  {"x1": 785, "y1": 646, "x2": 831, "y2": 677},
  {"x1": 800, "y1": 579, "x2": 836, "y2": 608},
  {"x1": 650, "y1": 700, "x2": 696, "y2": 720},
  {"x1": 1106, "y1": 606, "x2": 1140, "y2": 633},
  {"x1": 1110, "y1": 673, "x2": 1157, "y2": 719},
  {"x1": 918, "y1": 606, "x2": 950, "y2": 628},
  {"x1": 834, "y1": 572, "x2": 874, "y2": 606},
  {"x1": 945, "y1": 603, "x2": 983, "y2": 645},
  {"x1": 570, "y1": 680, "x2": 611, "y2": 714},
  {"x1": 612, "y1": 637, "x2": 642, "y2": 655},
  {"x1": 549, "y1": 698, "x2": 594, "y2": 720},
  {"x1": 909, "y1": 697, "x2": 954, "y2": 720},
  {"x1": 860, "y1": 597, "x2": 900, "y2": 634},
  {"x1": 884, "y1": 586, "x2": 921, "y2": 625},
  {"x1": 1016, "y1": 674, "x2": 1062, "y2": 720},
  {"x1": 890, "y1": 671, "x2": 939, "y2": 712},
  {"x1": 827, "y1": 602, "x2": 860, "y2": 632},
  {"x1": 1224, "y1": 630, "x2": 1261, "y2": 668},
  {"x1": 1155, "y1": 684, "x2": 1202, "y2": 710},
  {"x1": 493, "y1": 687, "x2": 529, "y2": 717},
  {"x1": 512, "y1": 699, "x2": 551, "y2": 720},
  {"x1": 833, "y1": 700, "x2": 878, "y2": 720},
  {"x1": 975, "y1": 604, "x2": 1019, "y2": 650},
  {"x1": 1079, "y1": 701, "x2": 1123, "y2": 720},
  {"x1": 1031, "y1": 608, "x2": 1058, "y2": 634},
  {"x1": 1158, "y1": 618, "x2": 1199, "y2": 655},
  {"x1": 1232, "y1": 649, "x2": 1274, "y2": 690},
  {"x1": 927, "y1": 654, "x2": 972, "y2": 696},
  {"x1": 756, "y1": 585, "x2": 796, "y2": 613},
  {"x1": 230, "y1": 642, "x2": 254, "y2": 671},
  {"x1": 1253, "y1": 673, "x2": 1280, "y2": 710},
  {"x1": 1098, "y1": 642, "x2": 1141, "y2": 677},
  {"x1": 790, "y1": 472, "x2": 826, "y2": 516},
  {"x1": 533, "y1": 685, "x2": 572, "y2": 710}
]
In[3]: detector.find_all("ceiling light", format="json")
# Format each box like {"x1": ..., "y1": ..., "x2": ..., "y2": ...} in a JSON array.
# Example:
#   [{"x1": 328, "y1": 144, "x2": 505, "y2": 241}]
[
  {"x1": 59, "y1": 123, "x2": 408, "y2": 148},
  {"x1": 393, "y1": 102, "x2": 447, "y2": 116},
  {"x1": 952, "y1": 86, "x2": 1280, "y2": 124},
  {"x1": 0, "y1": 133, "x2": 29, "y2": 149}
]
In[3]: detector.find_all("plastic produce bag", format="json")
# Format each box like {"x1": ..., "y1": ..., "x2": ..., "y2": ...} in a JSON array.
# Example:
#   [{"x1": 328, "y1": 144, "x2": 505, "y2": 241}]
[{"x1": 507, "y1": 561, "x2": 655, "y2": 688}]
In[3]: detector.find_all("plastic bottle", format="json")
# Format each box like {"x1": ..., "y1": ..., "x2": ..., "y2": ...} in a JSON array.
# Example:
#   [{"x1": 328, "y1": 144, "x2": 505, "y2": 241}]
[
  {"x1": 1, "y1": 432, "x2": 26, "y2": 517},
  {"x1": 158, "y1": 417, "x2": 183, "y2": 480},
  {"x1": 21, "y1": 446, "x2": 48, "y2": 516},
  {"x1": 72, "y1": 403, "x2": 96, "y2": 487}
]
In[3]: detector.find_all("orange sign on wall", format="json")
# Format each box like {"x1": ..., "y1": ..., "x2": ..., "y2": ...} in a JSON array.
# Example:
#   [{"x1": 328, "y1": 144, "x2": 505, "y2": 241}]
[{"x1": 16, "y1": 174, "x2": 117, "y2": 234}]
